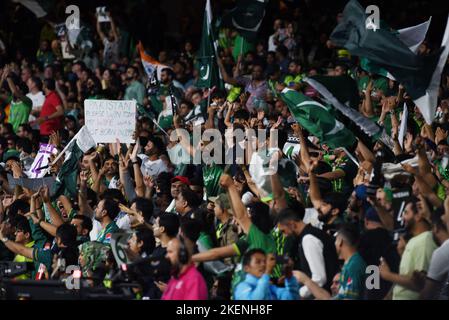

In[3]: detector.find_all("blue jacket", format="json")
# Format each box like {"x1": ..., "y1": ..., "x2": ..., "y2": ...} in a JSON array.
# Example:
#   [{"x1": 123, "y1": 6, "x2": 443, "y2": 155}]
[{"x1": 234, "y1": 273, "x2": 300, "y2": 300}]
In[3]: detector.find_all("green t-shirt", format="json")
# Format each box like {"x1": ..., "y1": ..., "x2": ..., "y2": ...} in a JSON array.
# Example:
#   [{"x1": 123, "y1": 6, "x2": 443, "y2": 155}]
[
  {"x1": 230, "y1": 225, "x2": 277, "y2": 292},
  {"x1": 332, "y1": 156, "x2": 358, "y2": 195},
  {"x1": 246, "y1": 224, "x2": 276, "y2": 254},
  {"x1": 32, "y1": 247, "x2": 53, "y2": 278},
  {"x1": 336, "y1": 252, "x2": 367, "y2": 300},
  {"x1": 203, "y1": 164, "x2": 224, "y2": 197},
  {"x1": 283, "y1": 74, "x2": 303, "y2": 87},
  {"x1": 198, "y1": 232, "x2": 214, "y2": 250},
  {"x1": 9, "y1": 97, "x2": 32, "y2": 132},
  {"x1": 97, "y1": 221, "x2": 120, "y2": 245},
  {"x1": 124, "y1": 80, "x2": 146, "y2": 106}
]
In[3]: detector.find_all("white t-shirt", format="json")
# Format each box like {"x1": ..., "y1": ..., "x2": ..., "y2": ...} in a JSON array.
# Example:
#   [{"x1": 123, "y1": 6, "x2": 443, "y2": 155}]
[
  {"x1": 139, "y1": 155, "x2": 169, "y2": 178},
  {"x1": 26, "y1": 91, "x2": 45, "y2": 122},
  {"x1": 90, "y1": 219, "x2": 102, "y2": 241},
  {"x1": 427, "y1": 238, "x2": 449, "y2": 283}
]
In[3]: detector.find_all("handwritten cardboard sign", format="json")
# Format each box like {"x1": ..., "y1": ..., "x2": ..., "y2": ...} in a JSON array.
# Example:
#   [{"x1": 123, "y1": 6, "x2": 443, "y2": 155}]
[{"x1": 84, "y1": 99, "x2": 136, "y2": 143}]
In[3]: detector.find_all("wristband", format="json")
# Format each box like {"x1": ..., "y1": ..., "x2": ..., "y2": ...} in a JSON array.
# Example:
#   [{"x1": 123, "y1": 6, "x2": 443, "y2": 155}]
[{"x1": 1, "y1": 237, "x2": 9, "y2": 243}]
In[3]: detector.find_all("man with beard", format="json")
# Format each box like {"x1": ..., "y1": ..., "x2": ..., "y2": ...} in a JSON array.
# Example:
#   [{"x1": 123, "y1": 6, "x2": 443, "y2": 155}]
[
  {"x1": 139, "y1": 136, "x2": 169, "y2": 179},
  {"x1": 162, "y1": 236, "x2": 208, "y2": 300},
  {"x1": 379, "y1": 197, "x2": 437, "y2": 300},
  {"x1": 93, "y1": 156, "x2": 120, "y2": 193},
  {"x1": 277, "y1": 208, "x2": 339, "y2": 299},
  {"x1": 91, "y1": 198, "x2": 120, "y2": 245},
  {"x1": 308, "y1": 163, "x2": 347, "y2": 235},
  {"x1": 124, "y1": 66, "x2": 145, "y2": 106}
]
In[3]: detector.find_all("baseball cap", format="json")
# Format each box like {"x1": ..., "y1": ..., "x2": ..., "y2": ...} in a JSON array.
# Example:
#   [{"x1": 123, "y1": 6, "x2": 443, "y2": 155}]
[
  {"x1": 171, "y1": 175, "x2": 191, "y2": 186},
  {"x1": 365, "y1": 207, "x2": 382, "y2": 223},
  {"x1": 208, "y1": 193, "x2": 233, "y2": 214},
  {"x1": 354, "y1": 185, "x2": 368, "y2": 201},
  {"x1": 3, "y1": 149, "x2": 21, "y2": 163}
]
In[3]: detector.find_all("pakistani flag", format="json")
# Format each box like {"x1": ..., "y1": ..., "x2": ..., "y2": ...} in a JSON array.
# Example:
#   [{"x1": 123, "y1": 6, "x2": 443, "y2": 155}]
[
  {"x1": 197, "y1": 0, "x2": 224, "y2": 90},
  {"x1": 361, "y1": 17, "x2": 432, "y2": 80},
  {"x1": 330, "y1": 0, "x2": 449, "y2": 124},
  {"x1": 220, "y1": 0, "x2": 268, "y2": 42},
  {"x1": 280, "y1": 88, "x2": 357, "y2": 150},
  {"x1": 51, "y1": 126, "x2": 96, "y2": 200},
  {"x1": 303, "y1": 75, "x2": 395, "y2": 150}
]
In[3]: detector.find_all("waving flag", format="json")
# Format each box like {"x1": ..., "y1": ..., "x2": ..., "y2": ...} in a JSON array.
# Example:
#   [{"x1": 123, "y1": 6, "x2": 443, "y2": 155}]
[
  {"x1": 220, "y1": 0, "x2": 268, "y2": 42},
  {"x1": 280, "y1": 88, "x2": 357, "y2": 149},
  {"x1": 360, "y1": 17, "x2": 432, "y2": 80},
  {"x1": 330, "y1": 0, "x2": 449, "y2": 125},
  {"x1": 303, "y1": 75, "x2": 395, "y2": 151},
  {"x1": 137, "y1": 41, "x2": 170, "y2": 82},
  {"x1": 51, "y1": 126, "x2": 96, "y2": 200},
  {"x1": 197, "y1": 0, "x2": 224, "y2": 90}
]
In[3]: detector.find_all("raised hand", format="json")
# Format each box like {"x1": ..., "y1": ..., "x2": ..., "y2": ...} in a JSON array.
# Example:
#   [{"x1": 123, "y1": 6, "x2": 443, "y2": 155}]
[
  {"x1": 219, "y1": 174, "x2": 234, "y2": 189},
  {"x1": 130, "y1": 138, "x2": 140, "y2": 162}
]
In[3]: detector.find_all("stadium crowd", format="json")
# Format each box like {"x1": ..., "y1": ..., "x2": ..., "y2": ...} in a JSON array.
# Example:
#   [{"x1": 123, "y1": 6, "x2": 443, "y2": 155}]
[{"x1": 0, "y1": 0, "x2": 448, "y2": 300}]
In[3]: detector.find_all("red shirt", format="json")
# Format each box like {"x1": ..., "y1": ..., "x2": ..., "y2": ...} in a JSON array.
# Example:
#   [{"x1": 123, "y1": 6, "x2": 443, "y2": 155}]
[
  {"x1": 161, "y1": 264, "x2": 208, "y2": 300},
  {"x1": 40, "y1": 91, "x2": 63, "y2": 136}
]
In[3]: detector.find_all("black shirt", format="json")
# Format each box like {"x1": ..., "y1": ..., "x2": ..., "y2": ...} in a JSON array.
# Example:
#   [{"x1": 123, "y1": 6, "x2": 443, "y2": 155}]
[{"x1": 359, "y1": 227, "x2": 400, "y2": 300}]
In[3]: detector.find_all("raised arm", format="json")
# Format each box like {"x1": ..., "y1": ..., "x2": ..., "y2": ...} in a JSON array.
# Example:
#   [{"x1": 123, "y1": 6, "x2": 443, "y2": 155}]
[
  {"x1": 108, "y1": 12, "x2": 119, "y2": 41},
  {"x1": 96, "y1": 18, "x2": 106, "y2": 42},
  {"x1": 173, "y1": 114, "x2": 195, "y2": 157},
  {"x1": 0, "y1": 224, "x2": 33, "y2": 259},
  {"x1": 308, "y1": 161, "x2": 324, "y2": 210},
  {"x1": 6, "y1": 75, "x2": 26, "y2": 101},
  {"x1": 217, "y1": 57, "x2": 240, "y2": 87},
  {"x1": 269, "y1": 150, "x2": 288, "y2": 212},
  {"x1": 130, "y1": 141, "x2": 145, "y2": 197},
  {"x1": 40, "y1": 186, "x2": 64, "y2": 227},
  {"x1": 78, "y1": 170, "x2": 94, "y2": 217},
  {"x1": 192, "y1": 244, "x2": 237, "y2": 262},
  {"x1": 219, "y1": 174, "x2": 251, "y2": 233},
  {"x1": 363, "y1": 80, "x2": 375, "y2": 117},
  {"x1": 224, "y1": 101, "x2": 234, "y2": 128}
]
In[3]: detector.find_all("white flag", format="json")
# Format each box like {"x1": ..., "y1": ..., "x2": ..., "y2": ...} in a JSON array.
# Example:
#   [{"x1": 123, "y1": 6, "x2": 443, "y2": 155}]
[
  {"x1": 398, "y1": 103, "x2": 408, "y2": 149},
  {"x1": 75, "y1": 125, "x2": 96, "y2": 153}
]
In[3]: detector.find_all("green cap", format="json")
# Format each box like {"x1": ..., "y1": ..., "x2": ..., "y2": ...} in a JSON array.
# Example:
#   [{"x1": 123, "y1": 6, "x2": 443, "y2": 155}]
[{"x1": 3, "y1": 149, "x2": 20, "y2": 162}]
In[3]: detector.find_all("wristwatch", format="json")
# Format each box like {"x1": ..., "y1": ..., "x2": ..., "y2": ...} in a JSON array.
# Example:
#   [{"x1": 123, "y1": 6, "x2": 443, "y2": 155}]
[{"x1": 1, "y1": 237, "x2": 9, "y2": 243}]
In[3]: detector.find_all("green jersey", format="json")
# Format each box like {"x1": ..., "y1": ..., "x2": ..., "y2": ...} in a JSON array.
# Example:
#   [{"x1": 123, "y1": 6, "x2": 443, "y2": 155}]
[
  {"x1": 336, "y1": 252, "x2": 367, "y2": 300},
  {"x1": 9, "y1": 96, "x2": 32, "y2": 132}
]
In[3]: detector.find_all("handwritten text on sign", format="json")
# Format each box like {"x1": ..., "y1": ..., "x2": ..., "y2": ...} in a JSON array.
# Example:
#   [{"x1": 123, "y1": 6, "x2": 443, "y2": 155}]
[{"x1": 84, "y1": 99, "x2": 136, "y2": 143}]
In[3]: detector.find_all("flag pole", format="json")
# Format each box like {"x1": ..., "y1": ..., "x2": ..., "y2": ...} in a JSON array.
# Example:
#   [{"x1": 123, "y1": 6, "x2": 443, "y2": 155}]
[{"x1": 49, "y1": 125, "x2": 88, "y2": 167}]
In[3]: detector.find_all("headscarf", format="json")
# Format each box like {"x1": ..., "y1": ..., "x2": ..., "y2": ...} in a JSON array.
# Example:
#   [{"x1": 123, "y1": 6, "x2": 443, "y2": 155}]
[{"x1": 78, "y1": 241, "x2": 110, "y2": 277}]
